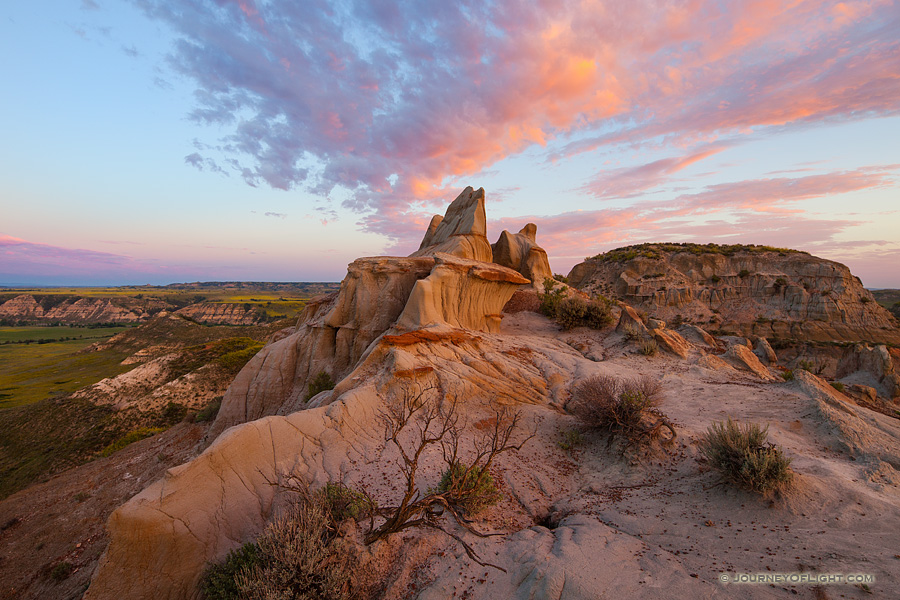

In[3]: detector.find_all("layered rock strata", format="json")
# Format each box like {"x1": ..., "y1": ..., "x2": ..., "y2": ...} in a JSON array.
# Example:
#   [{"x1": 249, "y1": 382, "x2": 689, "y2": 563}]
[{"x1": 568, "y1": 244, "x2": 900, "y2": 344}]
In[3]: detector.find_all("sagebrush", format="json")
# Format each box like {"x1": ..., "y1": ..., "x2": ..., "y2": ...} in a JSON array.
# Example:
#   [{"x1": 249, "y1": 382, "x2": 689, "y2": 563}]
[
  {"x1": 570, "y1": 374, "x2": 674, "y2": 450},
  {"x1": 700, "y1": 418, "x2": 793, "y2": 495}
]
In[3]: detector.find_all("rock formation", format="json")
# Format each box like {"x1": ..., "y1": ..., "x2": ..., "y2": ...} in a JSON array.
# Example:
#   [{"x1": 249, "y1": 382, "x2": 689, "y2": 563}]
[
  {"x1": 209, "y1": 189, "x2": 527, "y2": 438},
  {"x1": 0, "y1": 294, "x2": 145, "y2": 324},
  {"x1": 567, "y1": 243, "x2": 900, "y2": 344},
  {"x1": 410, "y1": 186, "x2": 492, "y2": 262},
  {"x1": 491, "y1": 223, "x2": 552, "y2": 289},
  {"x1": 173, "y1": 302, "x2": 267, "y2": 325}
]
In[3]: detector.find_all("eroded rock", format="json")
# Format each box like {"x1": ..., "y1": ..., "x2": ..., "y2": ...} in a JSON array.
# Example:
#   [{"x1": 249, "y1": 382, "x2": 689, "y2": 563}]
[
  {"x1": 411, "y1": 186, "x2": 492, "y2": 262},
  {"x1": 491, "y1": 223, "x2": 552, "y2": 289}
]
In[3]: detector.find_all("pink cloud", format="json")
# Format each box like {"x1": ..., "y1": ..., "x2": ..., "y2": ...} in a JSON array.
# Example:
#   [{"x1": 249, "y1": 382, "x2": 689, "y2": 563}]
[{"x1": 135, "y1": 0, "x2": 900, "y2": 241}]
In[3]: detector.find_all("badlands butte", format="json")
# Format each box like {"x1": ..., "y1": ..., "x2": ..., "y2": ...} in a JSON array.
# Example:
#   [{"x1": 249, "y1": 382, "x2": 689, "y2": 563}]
[{"x1": 2, "y1": 187, "x2": 900, "y2": 600}]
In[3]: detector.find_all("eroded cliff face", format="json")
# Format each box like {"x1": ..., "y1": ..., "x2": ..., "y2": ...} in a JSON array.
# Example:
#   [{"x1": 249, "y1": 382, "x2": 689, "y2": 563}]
[
  {"x1": 568, "y1": 244, "x2": 900, "y2": 344},
  {"x1": 0, "y1": 295, "x2": 145, "y2": 323},
  {"x1": 208, "y1": 188, "x2": 539, "y2": 438},
  {"x1": 174, "y1": 302, "x2": 267, "y2": 325},
  {"x1": 491, "y1": 223, "x2": 553, "y2": 291}
]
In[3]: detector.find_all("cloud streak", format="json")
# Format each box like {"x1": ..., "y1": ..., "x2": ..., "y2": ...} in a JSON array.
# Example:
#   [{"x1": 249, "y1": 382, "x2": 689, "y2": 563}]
[{"x1": 133, "y1": 0, "x2": 900, "y2": 238}]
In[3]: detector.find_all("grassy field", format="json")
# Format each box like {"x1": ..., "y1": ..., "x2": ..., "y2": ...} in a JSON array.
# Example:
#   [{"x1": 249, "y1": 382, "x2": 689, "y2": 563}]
[{"x1": 0, "y1": 328, "x2": 132, "y2": 408}]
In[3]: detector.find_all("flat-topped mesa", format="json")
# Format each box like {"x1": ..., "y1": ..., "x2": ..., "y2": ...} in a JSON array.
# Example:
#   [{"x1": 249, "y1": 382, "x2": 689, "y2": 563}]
[
  {"x1": 410, "y1": 186, "x2": 493, "y2": 262},
  {"x1": 567, "y1": 243, "x2": 900, "y2": 344},
  {"x1": 491, "y1": 223, "x2": 553, "y2": 290}
]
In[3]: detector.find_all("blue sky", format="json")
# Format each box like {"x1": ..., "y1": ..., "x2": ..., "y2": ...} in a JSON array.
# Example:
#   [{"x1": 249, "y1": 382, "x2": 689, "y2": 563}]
[{"x1": 2, "y1": 0, "x2": 898, "y2": 286}]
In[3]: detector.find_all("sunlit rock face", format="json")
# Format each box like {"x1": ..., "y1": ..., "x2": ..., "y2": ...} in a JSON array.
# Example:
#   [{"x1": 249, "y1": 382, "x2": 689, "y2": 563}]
[
  {"x1": 569, "y1": 245, "x2": 900, "y2": 344},
  {"x1": 491, "y1": 223, "x2": 553, "y2": 291},
  {"x1": 410, "y1": 186, "x2": 493, "y2": 263},
  {"x1": 208, "y1": 187, "x2": 528, "y2": 438}
]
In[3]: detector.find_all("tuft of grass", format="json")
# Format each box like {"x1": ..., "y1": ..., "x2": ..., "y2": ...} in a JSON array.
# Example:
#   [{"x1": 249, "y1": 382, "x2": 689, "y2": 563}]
[
  {"x1": 781, "y1": 370, "x2": 794, "y2": 381},
  {"x1": 437, "y1": 462, "x2": 502, "y2": 515},
  {"x1": 306, "y1": 371, "x2": 335, "y2": 401},
  {"x1": 639, "y1": 339, "x2": 658, "y2": 356},
  {"x1": 99, "y1": 427, "x2": 166, "y2": 457},
  {"x1": 700, "y1": 418, "x2": 793, "y2": 495},
  {"x1": 830, "y1": 381, "x2": 845, "y2": 393}
]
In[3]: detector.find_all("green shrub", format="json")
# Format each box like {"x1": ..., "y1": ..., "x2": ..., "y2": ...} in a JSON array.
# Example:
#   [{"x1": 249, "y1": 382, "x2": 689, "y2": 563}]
[
  {"x1": 159, "y1": 401, "x2": 187, "y2": 425},
  {"x1": 49, "y1": 561, "x2": 74, "y2": 582},
  {"x1": 217, "y1": 341, "x2": 265, "y2": 374},
  {"x1": 739, "y1": 269, "x2": 751, "y2": 278},
  {"x1": 538, "y1": 277, "x2": 566, "y2": 317},
  {"x1": 552, "y1": 273, "x2": 569, "y2": 284},
  {"x1": 323, "y1": 482, "x2": 375, "y2": 523},
  {"x1": 307, "y1": 371, "x2": 336, "y2": 401},
  {"x1": 700, "y1": 418, "x2": 793, "y2": 494},
  {"x1": 555, "y1": 295, "x2": 613, "y2": 330},
  {"x1": 830, "y1": 381, "x2": 845, "y2": 393},
  {"x1": 203, "y1": 543, "x2": 260, "y2": 600},
  {"x1": 437, "y1": 462, "x2": 502, "y2": 514},
  {"x1": 710, "y1": 274, "x2": 721, "y2": 284},
  {"x1": 195, "y1": 397, "x2": 223, "y2": 423},
  {"x1": 781, "y1": 370, "x2": 794, "y2": 381},
  {"x1": 100, "y1": 427, "x2": 166, "y2": 457}
]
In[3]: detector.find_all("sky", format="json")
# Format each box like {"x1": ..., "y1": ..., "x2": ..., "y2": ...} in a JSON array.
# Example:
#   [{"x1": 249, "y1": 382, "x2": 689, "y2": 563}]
[{"x1": 1, "y1": 0, "x2": 898, "y2": 287}]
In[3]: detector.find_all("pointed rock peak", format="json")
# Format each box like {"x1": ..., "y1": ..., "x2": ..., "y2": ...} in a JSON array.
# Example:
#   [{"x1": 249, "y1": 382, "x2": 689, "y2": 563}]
[
  {"x1": 518, "y1": 223, "x2": 537, "y2": 242},
  {"x1": 411, "y1": 186, "x2": 491, "y2": 262},
  {"x1": 418, "y1": 215, "x2": 445, "y2": 251}
]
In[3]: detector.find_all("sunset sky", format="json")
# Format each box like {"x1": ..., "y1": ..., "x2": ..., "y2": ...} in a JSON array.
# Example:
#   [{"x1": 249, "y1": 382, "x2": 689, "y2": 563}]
[{"x1": 2, "y1": 0, "x2": 898, "y2": 287}]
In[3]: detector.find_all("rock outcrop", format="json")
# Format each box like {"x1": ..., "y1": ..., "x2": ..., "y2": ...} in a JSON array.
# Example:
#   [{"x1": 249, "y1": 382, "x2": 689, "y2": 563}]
[
  {"x1": 837, "y1": 344, "x2": 900, "y2": 399},
  {"x1": 209, "y1": 189, "x2": 527, "y2": 438},
  {"x1": 174, "y1": 302, "x2": 266, "y2": 325},
  {"x1": 567, "y1": 243, "x2": 900, "y2": 344},
  {"x1": 491, "y1": 223, "x2": 552, "y2": 290},
  {"x1": 0, "y1": 294, "x2": 145, "y2": 324},
  {"x1": 410, "y1": 186, "x2": 492, "y2": 262}
]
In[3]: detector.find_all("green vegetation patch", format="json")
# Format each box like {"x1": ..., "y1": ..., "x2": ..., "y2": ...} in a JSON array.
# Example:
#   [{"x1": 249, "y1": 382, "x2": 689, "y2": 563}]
[
  {"x1": 0, "y1": 396, "x2": 137, "y2": 499},
  {"x1": 700, "y1": 418, "x2": 794, "y2": 495},
  {"x1": 592, "y1": 242, "x2": 806, "y2": 262},
  {"x1": 0, "y1": 333, "x2": 133, "y2": 408},
  {"x1": 169, "y1": 336, "x2": 265, "y2": 379},
  {"x1": 100, "y1": 427, "x2": 167, "y2": 457}
]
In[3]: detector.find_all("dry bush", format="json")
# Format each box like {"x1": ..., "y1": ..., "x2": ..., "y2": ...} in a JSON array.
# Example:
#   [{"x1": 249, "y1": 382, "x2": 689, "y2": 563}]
[
  {"x1": 570, "y1": 374, "x2": 674, "y2": 450},
  {"x1": 235, "y1": 491, "x2": 357, "y2": 600},
  {"x1": 700, "y1": 418, "x2": 793, "y2": 495},
  {"x1": 366, "y1": 381, "x2": 532, "y2": 570}
]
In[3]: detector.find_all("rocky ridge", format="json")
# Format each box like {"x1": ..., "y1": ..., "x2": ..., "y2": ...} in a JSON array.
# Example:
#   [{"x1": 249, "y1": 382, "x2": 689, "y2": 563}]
[{"x1": 568, "y1": 243, "x2": 900, "y2": 344}]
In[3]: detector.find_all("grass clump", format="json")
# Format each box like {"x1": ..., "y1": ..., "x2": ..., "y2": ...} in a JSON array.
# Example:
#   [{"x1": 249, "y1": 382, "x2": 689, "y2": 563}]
[
  {"x1": 306, "y1": 371, "x2": 335, "y2": 401},
  {"x1": 781, "y1": 369, "x2": 794, "y2": 381},
  {"x1": 99, "y1": 426, "x2": 166, "y2": 457},
  {"x1": 830, "y1": 381, "x2": 846, "y2": 393},
  {"x1": 570, "y1": 374, "x2": 674, "y2": 450},
  {"x1": 699, "y1": 418, "x2": 793, "y2": 495},
  {"x1": 639, "y1": 339, "x2": 658, "y2": 356},
  {"x1": 436, "y1": 462, "x2": 502, "y2": 515}
]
